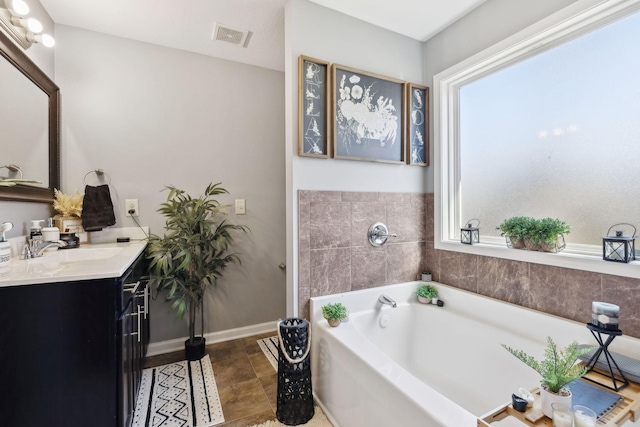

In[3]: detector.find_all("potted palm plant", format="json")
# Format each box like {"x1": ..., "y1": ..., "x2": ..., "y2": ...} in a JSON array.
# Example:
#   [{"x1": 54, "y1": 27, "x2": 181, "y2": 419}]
[
  {"x1": 502, "y1": 337, "x2": 595, "y2": 418},
  {"x1": 147, "y1": 183, "x2": 248, "y2": 361}
]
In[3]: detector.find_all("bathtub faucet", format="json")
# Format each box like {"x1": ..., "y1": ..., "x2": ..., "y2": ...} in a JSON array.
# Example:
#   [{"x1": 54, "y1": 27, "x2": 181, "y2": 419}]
[{"x1": 378, "y1": 294, "x2": 397, "y2": 308}]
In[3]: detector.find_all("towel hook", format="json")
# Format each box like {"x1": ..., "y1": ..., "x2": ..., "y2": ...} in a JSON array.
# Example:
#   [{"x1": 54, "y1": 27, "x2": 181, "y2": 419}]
[{"x1": 83, "y1": 169, "x2": 111, "y2": 186}]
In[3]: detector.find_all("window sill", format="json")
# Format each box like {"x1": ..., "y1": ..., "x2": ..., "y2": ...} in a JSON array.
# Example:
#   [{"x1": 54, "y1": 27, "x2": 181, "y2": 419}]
[{"x1": 434, "y1": 239, "x2": 640, "y2": 280}]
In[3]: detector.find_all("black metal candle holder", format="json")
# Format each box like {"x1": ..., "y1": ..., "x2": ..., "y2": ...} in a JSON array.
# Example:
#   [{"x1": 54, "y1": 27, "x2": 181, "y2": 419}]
[{"x1": 583, "y1": 323, "x2": 629, "y2": 391}]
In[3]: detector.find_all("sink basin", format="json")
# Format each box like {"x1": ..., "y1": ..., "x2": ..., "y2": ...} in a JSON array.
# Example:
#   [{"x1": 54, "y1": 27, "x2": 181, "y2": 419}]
[
  {"x1": 0, "y1": 241, "x2": 146, "y2": 287},
  {"x1": 47, "y1": 247, "x2": 124, "y2": 262}
]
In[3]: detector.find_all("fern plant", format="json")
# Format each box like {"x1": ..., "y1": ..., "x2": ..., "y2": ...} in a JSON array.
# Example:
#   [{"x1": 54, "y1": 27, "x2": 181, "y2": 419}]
[{"x1": 502, "y1": 337, "x2": 594, "y2": 393}]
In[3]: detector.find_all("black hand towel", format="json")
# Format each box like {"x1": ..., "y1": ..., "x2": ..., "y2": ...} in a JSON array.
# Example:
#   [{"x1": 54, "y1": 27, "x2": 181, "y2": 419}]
[{"x1": 82, "y1": 184, "x2": 116, "y2": 232}]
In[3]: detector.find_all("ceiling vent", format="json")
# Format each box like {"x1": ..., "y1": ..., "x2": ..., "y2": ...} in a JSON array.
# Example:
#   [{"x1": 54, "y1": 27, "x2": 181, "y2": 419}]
[{"x1": 212, "y1": 22, "x2": 252, "y2": 48}]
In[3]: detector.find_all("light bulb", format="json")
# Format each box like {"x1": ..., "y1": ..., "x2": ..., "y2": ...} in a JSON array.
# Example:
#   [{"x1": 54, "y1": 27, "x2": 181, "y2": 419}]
[
  {"x1": 26, "y1": 17, "x2": 42, "y2": 33},
  {"x1": 5, "y1": 0, "x2": 29, "y2": 16},
  {"x1": 27, "y1": 33, "x2": 55, "y2": 47},
  {"x1": 10, "y1": 16, "x2": 42, "y2": 33},
  {"x1": 40, "y1": 33, "x2": 54, "y2": 47}
]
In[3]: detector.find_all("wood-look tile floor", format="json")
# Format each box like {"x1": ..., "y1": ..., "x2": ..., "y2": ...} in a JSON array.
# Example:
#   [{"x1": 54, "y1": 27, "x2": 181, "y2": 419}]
[{"x1": 144, "y1": 331, "x2": 278, "y2": 427}]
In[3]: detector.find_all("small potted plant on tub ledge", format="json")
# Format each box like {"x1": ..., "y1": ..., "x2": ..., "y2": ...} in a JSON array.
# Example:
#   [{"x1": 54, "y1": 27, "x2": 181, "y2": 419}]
[
  {"x1": 421, "y1": 269, "x2": 432, "y2": 281},
  {"x1": 416, "y1": 284, "x2": 438, "y2": 304},
  {"x1": 501, "y1": 337, "x2": 595, "y2": 419},
  {"x1": 322, "y1": 302, "x2": 348, "y2": 327}
]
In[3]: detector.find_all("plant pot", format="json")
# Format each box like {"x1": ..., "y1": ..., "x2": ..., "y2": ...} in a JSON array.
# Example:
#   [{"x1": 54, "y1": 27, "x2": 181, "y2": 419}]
[
  {"x1": 417, "y1": 296, "x2": 431, "y2": 304},
  {"x1": 185, "y1": 337, "x2": 206, "y2": 361},
  {"x1": 507, "y1": 235, "x2": 526, "y2": 249},
  {"x1": 327, "y1": 318, "x2": 341, "y2": 327},
  {"x1": 539, "y1": 235, "x2": 566, "y2": 253},
  {"x1": 523, "y1": 237, "x2": 541, "y2": 251},
  {"x1": 540, "y1": 384, "x2": 572, "y2": 419},
  {"x1": 421, "y1": 273, "x2": 432, "y2": 281}
]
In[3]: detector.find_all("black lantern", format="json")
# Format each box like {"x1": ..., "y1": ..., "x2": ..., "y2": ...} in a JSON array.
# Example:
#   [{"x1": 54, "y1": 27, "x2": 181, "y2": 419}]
[
  {"x1": 603, "y1": 224, "x2": 636, "y2": 263},
  {"x1": 461, "y1": 219, "x2": 480, "y2": 245}
]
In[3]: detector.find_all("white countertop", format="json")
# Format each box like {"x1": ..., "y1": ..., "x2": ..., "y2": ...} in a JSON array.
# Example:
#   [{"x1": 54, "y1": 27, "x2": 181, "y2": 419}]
[{"x1": 0, "y1": 240, "x2": 147, "y2": 287}]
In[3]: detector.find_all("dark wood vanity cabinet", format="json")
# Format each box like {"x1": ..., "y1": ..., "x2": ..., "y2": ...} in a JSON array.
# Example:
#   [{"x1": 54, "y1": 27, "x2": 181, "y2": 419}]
[{"x1": 0, "y1": 252, "x2": 149, "y2": 427}]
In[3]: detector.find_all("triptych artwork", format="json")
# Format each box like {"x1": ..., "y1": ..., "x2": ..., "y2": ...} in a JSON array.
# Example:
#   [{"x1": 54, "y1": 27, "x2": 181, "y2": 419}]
[{"x1": 298, "y1": 55, "x2": 429, "y2": 166}]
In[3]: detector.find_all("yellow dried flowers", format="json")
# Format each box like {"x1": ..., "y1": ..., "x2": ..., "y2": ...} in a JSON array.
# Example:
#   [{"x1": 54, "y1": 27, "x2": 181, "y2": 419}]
[{"x1": 53, "y1": 188, "x2": 83, "y2": 217}]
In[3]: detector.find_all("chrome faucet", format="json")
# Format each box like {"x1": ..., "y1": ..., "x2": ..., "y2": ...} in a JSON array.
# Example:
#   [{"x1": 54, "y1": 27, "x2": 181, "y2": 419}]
[
  {"x1": 378, "y1": 294, "x2": 397, "y2": 308},
  {"x1": 23, "y1": 240, "x2": 67, "y2": 258}
]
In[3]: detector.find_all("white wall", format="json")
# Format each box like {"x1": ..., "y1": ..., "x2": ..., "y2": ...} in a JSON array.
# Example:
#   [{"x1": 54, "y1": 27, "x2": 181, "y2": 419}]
[
  {"x1": 54, "y1": 25, "x2": 286, "y2": 342},
  {"x1": 285, "y1": 0, "x2": 427, "y2": 315}
]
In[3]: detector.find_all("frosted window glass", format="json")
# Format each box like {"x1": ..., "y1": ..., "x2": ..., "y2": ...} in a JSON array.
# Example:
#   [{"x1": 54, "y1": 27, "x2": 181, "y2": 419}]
[{"x1": 459, "y1": 11, "x2": 640, "y2": 246}]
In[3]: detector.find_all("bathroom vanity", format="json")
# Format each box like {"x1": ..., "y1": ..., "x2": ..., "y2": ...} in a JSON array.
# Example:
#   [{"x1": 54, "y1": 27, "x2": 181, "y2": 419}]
[{"x1": 0, "y1": 241, "x2": 148, "y2": 427}]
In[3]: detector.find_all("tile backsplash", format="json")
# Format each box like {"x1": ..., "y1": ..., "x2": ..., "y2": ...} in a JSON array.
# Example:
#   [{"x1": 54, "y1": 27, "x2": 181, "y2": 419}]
[
  {"x1": 298, "y1": 190, "x2": 640, "y2": 339},
  {"x1": 298, "y1": 190, "x2": 427, "y2": 319}
]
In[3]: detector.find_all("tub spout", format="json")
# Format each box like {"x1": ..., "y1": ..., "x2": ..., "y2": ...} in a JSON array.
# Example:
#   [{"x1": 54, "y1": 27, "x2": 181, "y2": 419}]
[{"x1": 378, "y1": 294, "x2": 397, "y2": 308}]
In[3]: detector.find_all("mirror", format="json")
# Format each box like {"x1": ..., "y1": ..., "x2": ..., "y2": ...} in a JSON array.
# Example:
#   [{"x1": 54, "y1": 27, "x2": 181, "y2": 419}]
[{"x1": 0, "y1": 30, "x2": 59, "y2": 203}]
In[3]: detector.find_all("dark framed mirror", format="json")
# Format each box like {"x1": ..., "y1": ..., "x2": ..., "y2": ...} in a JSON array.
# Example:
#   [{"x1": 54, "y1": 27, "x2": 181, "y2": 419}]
[{"x1": 0, "y1": 30, "x2": 59, "y2": 203}]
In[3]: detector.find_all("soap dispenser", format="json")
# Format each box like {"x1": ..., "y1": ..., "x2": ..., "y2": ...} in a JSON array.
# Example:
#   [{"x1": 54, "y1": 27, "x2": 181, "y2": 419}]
[
  {"x1": 42, "y1": 218, "x2": 60, "y2": 251},
  {"x1": 0, "y1": 221, "x2": 12, "y2": 269},
  {"x1": 30, "y1": 219, "x2": 44, "y2": 248}
]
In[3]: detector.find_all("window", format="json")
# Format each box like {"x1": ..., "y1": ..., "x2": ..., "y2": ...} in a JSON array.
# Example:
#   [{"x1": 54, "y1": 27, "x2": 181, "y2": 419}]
[{"x1": 434, "y1": 0, "x2": 640, "y2": 277}]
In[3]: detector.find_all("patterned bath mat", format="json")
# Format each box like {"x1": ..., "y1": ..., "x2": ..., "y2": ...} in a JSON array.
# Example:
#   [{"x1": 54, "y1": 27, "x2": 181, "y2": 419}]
[
  {"x1": 257, "y1": 336, "x2": 279, "y2": 371},
  {"x1": 132, "y1": 354, "x2": 224, "y2": 427}
]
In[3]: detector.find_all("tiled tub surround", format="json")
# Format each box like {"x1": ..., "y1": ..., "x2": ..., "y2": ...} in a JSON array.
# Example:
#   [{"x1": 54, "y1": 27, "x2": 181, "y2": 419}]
[
  {"x1": 298, "y1": 190, "x2": 428, "y2": 319},
  {"x1": 298, "y1": 190, "x2": 640, "y2": 339}
]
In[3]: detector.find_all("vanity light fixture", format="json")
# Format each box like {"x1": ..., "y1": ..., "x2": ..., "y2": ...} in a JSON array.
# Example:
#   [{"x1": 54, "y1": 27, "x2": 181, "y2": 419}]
[
  {"x1": 0, "y1": 0, "x2": 54, "y2": 49},
  {"x1": 11, "y1": 15, "x2": 42, "y2": 33},
  {"x1": 26, "y1": 32, "x2": 54, "y2": 47},
  {"x1": 5, "y1": 0, "x2": 29, "y2": 16}
]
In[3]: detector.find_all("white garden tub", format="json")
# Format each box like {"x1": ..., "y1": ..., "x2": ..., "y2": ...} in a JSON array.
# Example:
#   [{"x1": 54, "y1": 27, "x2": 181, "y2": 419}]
[{"x1": 310, "y1": 281, "x2": 640, "y2": 427}]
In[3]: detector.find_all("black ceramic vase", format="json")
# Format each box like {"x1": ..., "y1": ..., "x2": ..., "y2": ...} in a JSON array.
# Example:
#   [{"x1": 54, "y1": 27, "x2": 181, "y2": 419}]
[{"x1": 185, "y1": 337, "x2": 206, "y2": 361}]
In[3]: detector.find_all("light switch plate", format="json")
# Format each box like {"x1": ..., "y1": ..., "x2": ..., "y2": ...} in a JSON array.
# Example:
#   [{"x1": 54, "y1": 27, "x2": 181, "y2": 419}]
[{"x1": 235, "y1": 199, "x2": 246, "y2": 215}]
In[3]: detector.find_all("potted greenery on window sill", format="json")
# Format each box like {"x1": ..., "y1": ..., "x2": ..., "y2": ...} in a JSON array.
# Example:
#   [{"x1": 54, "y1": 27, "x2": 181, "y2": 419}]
[{"x1": 497, "y1": 217, "x2": 570, "y2": 253}]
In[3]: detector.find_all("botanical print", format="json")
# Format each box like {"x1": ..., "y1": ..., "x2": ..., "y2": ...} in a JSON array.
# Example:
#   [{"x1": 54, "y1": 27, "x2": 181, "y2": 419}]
[
  {"x1": 300, "y1": 58, "x2": 328, "y2": 156},
  {"x1": 408, "y1": 84, "x2": 429, "y2": 165},
  {"x1": 334, "y1": 67, "x2": 403, "y2": 162}
]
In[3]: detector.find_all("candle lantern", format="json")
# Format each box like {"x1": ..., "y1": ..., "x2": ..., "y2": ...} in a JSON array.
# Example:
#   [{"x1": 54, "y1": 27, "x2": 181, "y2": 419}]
[
  {"x1": 602, "y1": 224, "x2": 636, "y2": 263},
  {"x1": 461, "y1": 219, "x2": 480, "y2": 245}
]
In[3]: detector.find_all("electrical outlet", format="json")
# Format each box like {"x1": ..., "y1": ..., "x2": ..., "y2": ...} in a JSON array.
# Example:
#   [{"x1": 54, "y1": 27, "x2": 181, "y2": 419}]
[{"x1": 125, "y1": 199, "x2": 139, "y2": 217}]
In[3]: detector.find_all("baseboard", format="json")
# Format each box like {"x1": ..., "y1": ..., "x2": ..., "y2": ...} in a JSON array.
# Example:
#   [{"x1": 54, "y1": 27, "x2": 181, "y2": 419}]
[{"x1": 147, "y1": 320, "x2": 278, "y2": 356}]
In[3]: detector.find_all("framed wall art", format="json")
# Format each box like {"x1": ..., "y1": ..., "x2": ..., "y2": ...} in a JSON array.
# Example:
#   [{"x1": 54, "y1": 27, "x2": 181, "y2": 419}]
[
  {"x1": 406, "y1": 83, "x2": 429, "y2": 166},
  {"x1": 331, "y1": 64, "x2": 405, "y2": 164},
  {"x1": 298, "y1": 55, "x2": 330, "y2": 158}
]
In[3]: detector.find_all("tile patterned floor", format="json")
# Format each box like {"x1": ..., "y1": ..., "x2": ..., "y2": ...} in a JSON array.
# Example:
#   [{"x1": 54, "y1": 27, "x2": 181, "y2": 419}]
[{"x1": 144, "y1": 331, "x2": 278, "y2": 427}]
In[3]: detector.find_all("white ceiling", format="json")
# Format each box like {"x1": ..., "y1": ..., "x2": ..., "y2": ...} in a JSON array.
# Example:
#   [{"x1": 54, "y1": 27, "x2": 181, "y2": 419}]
[
  {"x1": 308, "y1": 0, "x2": 486, "y2": 42},
  {"x1": 39, "y1": 0, "x2": 486, "y2": 72}
]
